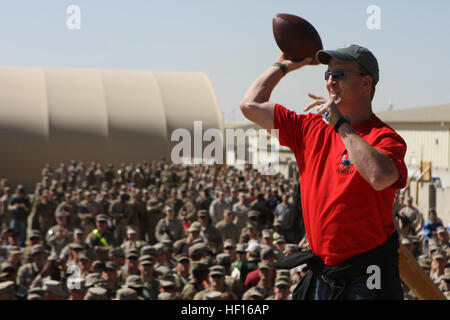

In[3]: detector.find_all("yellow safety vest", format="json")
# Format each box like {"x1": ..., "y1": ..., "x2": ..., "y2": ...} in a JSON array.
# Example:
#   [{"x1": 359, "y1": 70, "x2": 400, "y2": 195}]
[{"x1": 92, "y1": 229, "x2": 109, "y2": 248}]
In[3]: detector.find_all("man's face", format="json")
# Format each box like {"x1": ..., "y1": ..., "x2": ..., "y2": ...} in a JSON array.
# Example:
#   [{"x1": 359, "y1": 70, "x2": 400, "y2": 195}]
[
  {"x1": 437, "y1": 231, "x2": 449, "y2": 244},
  {"x1": 127, "y1": 233, "x2": 137, "y2": 241},
  {"x1": 210, "y1": 275, "x2": 225, "y2": 291},
  {"x1": 140, "y1": 264, "x2": 154, "y2": 277},
  {"x1": 96, "y1": 221, "x2": 107, "y2": 232},
  {"x1": 224, "y1": 212, "x2": 234, "y2": 222},
  {"x1": 166, "y1": 208, "x2": 175, "y2": 219},
  {"x1": 177, "y1": 260, "x2": 190, "y2": 274},
  {"x1": 112, "y1": 255, "x2": 125, "y2": 267},
  {"x1": 8, "y1": 253, "x2": 21, "y2": 265},
  {"x1": 56, "y1": 216, "x2": 66, "y2": 226},
  {"x1": 326, "y1": 58, "x2": 370, "y2": 107},
  {"x1": 127, "y1": 257, "x2": 139, "y2": 269}
]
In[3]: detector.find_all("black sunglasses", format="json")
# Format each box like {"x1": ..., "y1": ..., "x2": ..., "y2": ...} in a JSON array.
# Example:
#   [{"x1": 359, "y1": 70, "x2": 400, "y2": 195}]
[{"x1": 325, "y1": 70, "x2": 368, "y2": 81}]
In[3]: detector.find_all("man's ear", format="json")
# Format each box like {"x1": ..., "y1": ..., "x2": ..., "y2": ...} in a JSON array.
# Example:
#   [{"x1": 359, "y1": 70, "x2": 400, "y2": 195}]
[{"x1": 362, "y1": 75, "x2": 371, "y2": 89}]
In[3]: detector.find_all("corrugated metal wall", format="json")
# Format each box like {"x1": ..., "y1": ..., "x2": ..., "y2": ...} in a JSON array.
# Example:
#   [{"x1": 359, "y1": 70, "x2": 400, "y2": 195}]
[{"x1": 390, "y1": 124, "x2": 450, "y2": 169}]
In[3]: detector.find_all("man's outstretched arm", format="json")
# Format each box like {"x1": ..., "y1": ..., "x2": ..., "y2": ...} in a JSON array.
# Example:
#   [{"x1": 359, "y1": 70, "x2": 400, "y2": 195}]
[{"x1": 239, "y1": 55, "x2": 312, "y2": 130}]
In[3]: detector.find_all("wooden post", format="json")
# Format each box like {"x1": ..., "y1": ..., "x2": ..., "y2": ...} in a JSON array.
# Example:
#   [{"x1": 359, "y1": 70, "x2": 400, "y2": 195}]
[{"x1": 398, "y1": 243, "x2": 445, "y2": 300}]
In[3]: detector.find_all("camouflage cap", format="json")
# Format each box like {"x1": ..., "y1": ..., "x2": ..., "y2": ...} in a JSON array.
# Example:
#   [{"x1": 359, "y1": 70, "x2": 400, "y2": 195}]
[
  {"x1": 55, "y1": 211, "x2": 66, "y2": 218},
  {"x1": 209, "y1": 265, "x2": 226, "y2": 277},
  {"x1": 175, "y1": 255, "x2": 190, "y2": 263},
  {"x1": 274, "y1": 279, "x2": 290, "y2": 288},
  {"x1": 244, "y1": 287, "x2": 264, "y2": 299},
  {"x1": 197, "y1": 210, "x2": 208, "y2": 217},
  {"x1": 126, "y1": 226, "x2": 137, "y2": 235},
  {"x1": 155, "y1": 265, "x2": 172, "y2": 277},
  {"x1": 203, "y1": 290, "x2": 222, "y2": 300},
  {"x1": 95, "y1": 214, "x2": 108, "y2": 222},
  {"x1": 105, "y1": 261, "x2": 117, "y2": 271},
  {"x1": 262, "y1": 229, "x2": 273, "y2": 239},
  {"x1": 157, "y1": 292, "x2": 176, "y2": 300},
  {"x1": 159, "y1": 279, "x2": 176, "y2": 289},
  {"x1": 84, "y1": 287, "x2": 109, "y2": 300},
  {"x1": 0, "y1": 281, "x2": 15, "y2": 298},
  {"x1": 153, "y1": 242, "x2": 165, "y2": 254},
  {"x1": 69, "y1": 242, "x2": 84, "y2": 251},
  {"x1": 258, "y1": 261, "x2": 273, "y2": 270},
  {"x1": 125, "y1": 248, "x2": 139, "y2": 259},
  {"x1": 7, "y1": 246, "x2": 22, "y2": 255},
  {"x1": 275, "y1": 236, "x2": 286, "y2": 244},
  {"x1": 188, "y1": 222, "x2": 202, "y2": 233},
  {"x1": 444, "y1": 271, "x2": 450, "y2": 281},
  {"x1": 28, "y1": 286, "x2": 45, "y2": 296},
  {"x1": 189, "y1": 243, "x2": 208, "y2": 257},
  {"x1": 43, "y1": 280, "x2": 69, "y2": 298},
  {"x1": 223, "y1": 239, "x2": 235, "y2": 249},
  {"x1": 276, "y1": 269, "x2": 291, "y2": 279},
  {"x1": 115, "y1": 287, "x2": 139, "y2": 300},
  {"x1": 235, "y1": 243, "x2": 247, "y2": 253},
  {"x1": 27, "y1": 293, "x2": 43, "y2": 300},
  {"x1": 77, "y1": 251, "x2": 90, "y2": 261},
  {"x1": 191, "y1": 261, "x2": 209, "y2": 272},
  {"x1": 126, "y1": 275, "x2": 144, "y2": 289},
  {"x1": 1, "y1": 261, "x2": 16, "y2": 273},
  {"x1": 275, "y1": 275, "x2": 291, "y2": 284},
  {"x1": 140, "y1": 245, "x2": 155, "y2": 256},
  {"x1": 85, "y1": 273, "x2": 104, "y2": 288},
  {"x1": 432, "y1": 251, "x2": 445, "y2": 260},
  {"x1": 139, "y1": 255, "x2": 155, "y2": 266},
  {"x1": 31, "y1": 244, "x2": 47, "y2": 256},
  {"x1": 110, "y1": 247, "x2": 125, "y2": 258},
  {"x1": 28, "y1": 230, "x2": 42, "y2": 240},
  {"x1": 401, "y1": 238, "x2": 412, "y2": 245},
  {"x1": 216, "y1": 253, "x2": 231, "y2": 265},
  {"x1": 247, "y1": 210, "x2": 260, "y2": 218},
  {"x1": 246, "y1": 242, "x2": 261, "y2": 253}
]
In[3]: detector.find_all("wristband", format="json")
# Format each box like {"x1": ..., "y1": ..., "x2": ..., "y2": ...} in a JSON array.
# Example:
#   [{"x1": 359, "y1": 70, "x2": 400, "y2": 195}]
[
  {"x1": 334, "y1": 116, "x2": 350, "y2": 133},
  {"x1": 273, "y1": 62, "x2": 288, "y2": 75}
]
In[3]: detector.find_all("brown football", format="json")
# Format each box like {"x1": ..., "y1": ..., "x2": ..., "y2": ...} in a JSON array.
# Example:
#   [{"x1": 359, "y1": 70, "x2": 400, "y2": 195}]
[{"x1": 272, "y1": 13, "x2": 323, "y2": 65}]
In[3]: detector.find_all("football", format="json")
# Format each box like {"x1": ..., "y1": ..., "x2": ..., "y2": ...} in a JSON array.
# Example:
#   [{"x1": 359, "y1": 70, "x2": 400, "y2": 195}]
[{"x1": 272, "y1": 13, "x2": 323, "y2": 65}]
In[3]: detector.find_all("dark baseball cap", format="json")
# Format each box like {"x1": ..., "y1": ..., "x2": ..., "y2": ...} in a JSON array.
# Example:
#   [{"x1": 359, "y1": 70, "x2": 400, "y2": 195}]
[{"x1": 316, "y1": 44, "x2": 379, "y2": 85}]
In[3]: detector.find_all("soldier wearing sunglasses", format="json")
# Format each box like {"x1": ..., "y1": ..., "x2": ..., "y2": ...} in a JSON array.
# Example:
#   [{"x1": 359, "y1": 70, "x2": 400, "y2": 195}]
[{"x1": 240, "y1": 44, "x2": 407, "y2": 300}]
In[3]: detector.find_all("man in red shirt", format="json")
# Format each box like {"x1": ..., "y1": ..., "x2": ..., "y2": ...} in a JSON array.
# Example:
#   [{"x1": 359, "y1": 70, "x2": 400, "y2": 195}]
[{"x1": 240, "y1": 44, "x2": 407, "y2": 300}]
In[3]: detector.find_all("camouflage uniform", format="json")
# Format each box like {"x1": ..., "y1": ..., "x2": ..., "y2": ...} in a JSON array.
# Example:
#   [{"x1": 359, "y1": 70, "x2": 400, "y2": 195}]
[
  {"x1": 215, "y1": 219, "x2": 240, "y2": 245},
  {"x1": 180, "y1": 279, "x2": 206, "y2": 300},
  {"x1": 30, "y1": 197, "x2": 58, "y2": 237},
  {"x1": 16, "y1": 261, "x2": 42, "y2": 288}
]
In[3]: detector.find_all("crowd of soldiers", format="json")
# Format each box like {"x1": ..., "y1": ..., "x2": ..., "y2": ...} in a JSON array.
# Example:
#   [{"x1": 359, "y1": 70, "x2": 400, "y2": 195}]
[
  {"x1": 0, "y1": 159, "x2": 448, "y2": 300},
  {"x1": 392, "y1": 193, "x2": 450, "y2": 299},
  {"x1": 0, "y1": 160, "x2": 306, "y2": 300}
]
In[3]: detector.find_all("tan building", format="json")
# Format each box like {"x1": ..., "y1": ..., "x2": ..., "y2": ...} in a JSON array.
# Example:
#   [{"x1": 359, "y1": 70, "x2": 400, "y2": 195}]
[
  {"x1": 377, "y1": 104, "x2": 450, "y2": 188},
  {"x1": 0, "y1": 66, "x2": 223, "y2": 186}
]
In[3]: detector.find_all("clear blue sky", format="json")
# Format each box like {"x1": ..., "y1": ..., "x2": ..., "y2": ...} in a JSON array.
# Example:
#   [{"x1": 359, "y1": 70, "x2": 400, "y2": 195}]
[{"x1": 1, "y1": 0, "x2": 449, "y2": 123}]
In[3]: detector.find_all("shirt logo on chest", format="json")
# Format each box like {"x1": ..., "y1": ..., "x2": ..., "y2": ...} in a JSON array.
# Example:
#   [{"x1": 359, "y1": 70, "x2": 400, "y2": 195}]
[{"x1": 337, "y1": 152, "x2": 354, "y2": 174}]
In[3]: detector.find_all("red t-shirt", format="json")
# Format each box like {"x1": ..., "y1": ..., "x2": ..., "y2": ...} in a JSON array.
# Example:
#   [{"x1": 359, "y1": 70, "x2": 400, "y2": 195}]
[
  {"x1": 273, "y1": 104, "x2": 408, "y2": 266},
  {"x1": 244, "y1": 268, "x2": 277, "y2": 288}
]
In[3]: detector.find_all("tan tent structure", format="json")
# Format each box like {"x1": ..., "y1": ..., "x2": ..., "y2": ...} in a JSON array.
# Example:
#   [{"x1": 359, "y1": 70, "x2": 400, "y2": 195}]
[{"x1": 0, "y1": 67, "x2": 223, "y2": 186}]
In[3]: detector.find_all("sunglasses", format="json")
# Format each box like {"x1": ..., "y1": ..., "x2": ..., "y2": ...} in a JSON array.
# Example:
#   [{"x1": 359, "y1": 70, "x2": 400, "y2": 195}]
[{"x1": 325, "y1": 70, "x2": 368, "y2": 81}]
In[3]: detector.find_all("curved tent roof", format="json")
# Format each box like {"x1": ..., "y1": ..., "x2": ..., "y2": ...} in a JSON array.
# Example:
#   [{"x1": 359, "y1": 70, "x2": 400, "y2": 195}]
[{"x1": 0, "y1": 66, "x2": 223, "y2": 186}]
